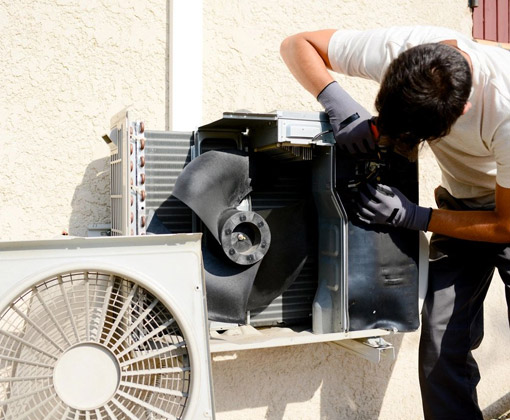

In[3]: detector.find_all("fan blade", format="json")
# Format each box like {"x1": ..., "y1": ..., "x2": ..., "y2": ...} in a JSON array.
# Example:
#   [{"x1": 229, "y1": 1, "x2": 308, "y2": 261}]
[
  {"x1": 203, "y1": 242, "x2": 262, "y2": 324},
  {"x1": 173, "y1": 150, "x2": 271, "y2": 265},
  {"x1": 147, "y1": 206, "x2": 263, "y2": 323},
  {"x1": 173, "y1": 150, "x2": 252, "y2": 241}
]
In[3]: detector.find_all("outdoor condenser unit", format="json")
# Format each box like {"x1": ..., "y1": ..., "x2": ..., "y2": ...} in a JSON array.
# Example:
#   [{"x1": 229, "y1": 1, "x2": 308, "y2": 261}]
[{"x1": 106, "y1": 109, "x2": 421, "y2": 336}]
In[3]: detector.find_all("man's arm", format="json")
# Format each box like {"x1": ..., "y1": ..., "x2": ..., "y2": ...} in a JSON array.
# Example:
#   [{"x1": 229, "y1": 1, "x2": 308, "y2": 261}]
[
  {"x1": 428, "y1": 183, "x2": 510, "y2": 243},
  {"x1": 358, "y1": 183, "x2": 510, "y2": 244},
  {"x1": 281, "y1": 30, "x2": 377, "y2": 154},
  {"x1": 280, "y1": 30, "x2": 337, "y2": 97}
]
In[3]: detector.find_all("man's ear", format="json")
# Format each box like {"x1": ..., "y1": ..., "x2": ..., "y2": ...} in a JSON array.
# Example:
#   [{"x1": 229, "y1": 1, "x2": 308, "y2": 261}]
[
  {"x1": 440, "y1": 39, "x2": 459, "y2": 48},
  {"x1": 462, "y1": 101, "x2": 472, "y2": 115}
]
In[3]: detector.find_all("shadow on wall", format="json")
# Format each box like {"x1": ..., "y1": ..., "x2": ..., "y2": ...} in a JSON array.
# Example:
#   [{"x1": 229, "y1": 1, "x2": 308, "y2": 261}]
[
  {"x1": 69, "y1": 157, "x2": 110, "y2": 237},
  {"x1": 212, "y1": 334, "x2": 404, "y2": 420}
]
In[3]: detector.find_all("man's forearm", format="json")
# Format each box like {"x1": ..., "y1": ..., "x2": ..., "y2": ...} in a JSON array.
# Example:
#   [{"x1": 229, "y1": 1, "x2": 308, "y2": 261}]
[
  {"x1": 280, "y1": 30, "x2": 336, "y2": 97},
  {"x1": 428, "y1": 208, "x2": 510, "y2": 243}
]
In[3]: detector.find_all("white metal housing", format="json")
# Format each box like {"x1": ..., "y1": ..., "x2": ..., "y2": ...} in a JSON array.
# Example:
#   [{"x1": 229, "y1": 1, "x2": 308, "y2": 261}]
[{"x1": 0, "y1": 234, "x2": 214, "y2": 420}]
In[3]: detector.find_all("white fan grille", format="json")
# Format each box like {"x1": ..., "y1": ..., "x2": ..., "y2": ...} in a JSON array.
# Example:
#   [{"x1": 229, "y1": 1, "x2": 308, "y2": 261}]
[{"x1": 0, "y1": 271, "x2": 192, "y2": 419}]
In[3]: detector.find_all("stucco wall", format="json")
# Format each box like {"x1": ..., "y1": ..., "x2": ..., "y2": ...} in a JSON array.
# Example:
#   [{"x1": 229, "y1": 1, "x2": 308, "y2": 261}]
[
  {"x1": 2, "y1": 0, "x2": 167, "y2": 239},
  {"x1": 2, "y1": 0, "x2": 510, "y2": 419}
]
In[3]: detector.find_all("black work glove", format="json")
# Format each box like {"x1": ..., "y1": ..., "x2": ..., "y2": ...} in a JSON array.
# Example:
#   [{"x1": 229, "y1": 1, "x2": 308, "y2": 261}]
[
  {"x1": 357, "y1": 184, "x2": 432, "y2": 231},
  {"x1": 317, "y1": 81, "x2": 376, "y2": 154}
]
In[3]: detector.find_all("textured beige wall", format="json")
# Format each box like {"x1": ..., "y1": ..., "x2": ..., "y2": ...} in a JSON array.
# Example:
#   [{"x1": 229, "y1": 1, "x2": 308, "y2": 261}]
[
  {"x1": 2, "y1": 0, "x2": 510, "y2": 419},
  {"x1": 1, "y1": 0, "x2": 167, "y2": 239}
]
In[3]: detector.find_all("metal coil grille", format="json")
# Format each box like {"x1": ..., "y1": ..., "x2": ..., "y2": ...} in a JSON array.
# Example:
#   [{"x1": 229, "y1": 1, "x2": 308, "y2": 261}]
[
  {"x1": 0, "y1": 271, "x2": 191, "y2": 419},
  {"x1": 249, "y1": 259, "x2": 317, "y2": 326},
  {"x1": 110, "y1": 123, "x2": 126, "y2": 237},
  {"x1": 249, "y1": 160, "x2": 317, "y2": 326},
  {"x1": 144, "y1": 130, "x2": 193, "y2": 234}
]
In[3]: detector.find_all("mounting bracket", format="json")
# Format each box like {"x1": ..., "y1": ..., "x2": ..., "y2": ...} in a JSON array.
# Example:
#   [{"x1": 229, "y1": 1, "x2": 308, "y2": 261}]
[{"x1": 333, "y1": 336, "x2": 395, "y2": 363}]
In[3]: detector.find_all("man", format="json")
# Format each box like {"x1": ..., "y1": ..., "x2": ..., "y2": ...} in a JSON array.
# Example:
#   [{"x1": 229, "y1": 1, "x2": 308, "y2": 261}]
[{"x1": 280, "y1": 26, "x2": 510, "y2": 420}]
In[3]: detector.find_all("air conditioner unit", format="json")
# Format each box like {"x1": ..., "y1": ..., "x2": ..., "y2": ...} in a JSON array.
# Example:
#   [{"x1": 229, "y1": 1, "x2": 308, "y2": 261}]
[
  {"x1": 0, "y1": 234, "x2": 215, "y2": 419},
  {"x1": 105, "y1": 109, "x2": 425, "y2": 341}
]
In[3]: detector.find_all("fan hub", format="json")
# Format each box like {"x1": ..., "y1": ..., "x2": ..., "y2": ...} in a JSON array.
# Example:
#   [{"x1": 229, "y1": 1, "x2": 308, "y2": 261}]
[{"x1": 53, "y1": 342, "x2": 120, "y2": 410}]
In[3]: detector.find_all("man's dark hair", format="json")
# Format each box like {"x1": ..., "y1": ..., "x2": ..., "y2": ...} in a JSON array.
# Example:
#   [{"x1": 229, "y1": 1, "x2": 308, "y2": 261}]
[{"x1": 375, "y1": 43, "x2": 472, "y2": 153}]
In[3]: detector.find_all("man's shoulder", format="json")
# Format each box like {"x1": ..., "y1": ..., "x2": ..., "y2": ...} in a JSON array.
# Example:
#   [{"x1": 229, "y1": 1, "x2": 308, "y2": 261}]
[{"x1": 474, "y1": 45, "x2": 510, "y2": 103}]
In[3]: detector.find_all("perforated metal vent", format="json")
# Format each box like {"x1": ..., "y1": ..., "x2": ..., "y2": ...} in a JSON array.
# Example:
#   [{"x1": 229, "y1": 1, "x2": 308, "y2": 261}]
[{"x1": 0, "y1": 270, "x2": 192, "y2": 419}]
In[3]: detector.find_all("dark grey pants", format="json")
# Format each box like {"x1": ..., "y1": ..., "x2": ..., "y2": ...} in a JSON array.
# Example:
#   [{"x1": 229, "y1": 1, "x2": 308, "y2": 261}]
[{"x1": 419, "y1": 186, "x2": 510, "y2": 420}]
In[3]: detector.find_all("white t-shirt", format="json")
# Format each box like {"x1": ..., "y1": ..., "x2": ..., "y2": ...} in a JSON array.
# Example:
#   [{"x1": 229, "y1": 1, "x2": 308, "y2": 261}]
[{"x1": 328, "y1": 26, "x2": 510, "y2": 205}]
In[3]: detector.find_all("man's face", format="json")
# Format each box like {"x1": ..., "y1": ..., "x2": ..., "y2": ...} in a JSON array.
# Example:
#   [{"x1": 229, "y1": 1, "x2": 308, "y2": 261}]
[{"x1": 377, "y1": 133, "x2": 420, "y2": 162}]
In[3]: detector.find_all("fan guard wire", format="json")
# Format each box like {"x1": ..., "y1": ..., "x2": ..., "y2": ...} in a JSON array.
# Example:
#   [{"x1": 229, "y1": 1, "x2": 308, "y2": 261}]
[{"x1": 0, "y1": 270, "x2": 192, "y2": 419}]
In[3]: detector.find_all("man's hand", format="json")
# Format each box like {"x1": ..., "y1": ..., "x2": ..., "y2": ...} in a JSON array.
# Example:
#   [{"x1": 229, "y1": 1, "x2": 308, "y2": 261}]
[
  {"x1": 357, "y1": 183, "x2": 432, "y2": 231},
  {"x1": 317, "y1": 81, "x2": 376, "y2": 154}
]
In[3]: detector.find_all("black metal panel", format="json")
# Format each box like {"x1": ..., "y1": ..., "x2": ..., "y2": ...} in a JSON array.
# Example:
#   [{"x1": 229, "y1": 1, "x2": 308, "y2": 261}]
[{"x1": 335, "y1": 150, "x2": 420, "y2": 332}]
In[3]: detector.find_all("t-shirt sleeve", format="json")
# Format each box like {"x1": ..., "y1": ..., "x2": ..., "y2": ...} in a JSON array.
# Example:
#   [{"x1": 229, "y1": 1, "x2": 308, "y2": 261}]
[
  {"x1": 327, "y1": 26, "x2": 468, "y2": 83},
  {"x1": 328, "y1": 28, "x2": 402, "y2": 82}
]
